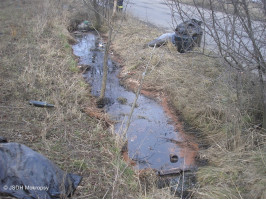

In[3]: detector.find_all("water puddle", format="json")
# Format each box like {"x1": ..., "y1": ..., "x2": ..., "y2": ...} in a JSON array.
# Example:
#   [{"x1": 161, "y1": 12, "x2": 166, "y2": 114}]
[{"x1": 72, "y1": 32, "x2": 197, "y2": 174}]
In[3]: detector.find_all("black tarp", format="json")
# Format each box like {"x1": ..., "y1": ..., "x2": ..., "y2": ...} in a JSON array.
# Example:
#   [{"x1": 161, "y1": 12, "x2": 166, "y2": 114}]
[
  {"x1": 173, "y1": 19, "x2": 203, "y2": 53},
  {"x1": 0, "y1": 142, "x2": 82, "y2": 199},
  {"x1": 147, "y1": 19, "x2": 203, "y2": 53}
]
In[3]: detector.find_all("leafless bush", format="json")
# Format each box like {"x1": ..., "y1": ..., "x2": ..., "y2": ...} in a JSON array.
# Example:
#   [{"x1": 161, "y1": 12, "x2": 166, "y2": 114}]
[{"x1": 165, "y1": 0, "x2": 266, "y2": 131}]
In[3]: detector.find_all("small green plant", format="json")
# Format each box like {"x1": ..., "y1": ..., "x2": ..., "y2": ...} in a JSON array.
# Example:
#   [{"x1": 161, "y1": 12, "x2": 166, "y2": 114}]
[
  {"x1": 117, "y1": 97, "x2": 127, "y2": 104},
  {"x1": 69, "y1": 58, "x2": 79, "y2": 73},
  {"x1": 73, "y1": 159, "x2": 88, "y2": 171},
  {"x1": 79, "y1": 80, "x2": 87, "y2": 88}
]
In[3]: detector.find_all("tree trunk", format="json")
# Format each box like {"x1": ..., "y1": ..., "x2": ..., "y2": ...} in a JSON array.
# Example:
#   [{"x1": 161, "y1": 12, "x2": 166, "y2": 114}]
[
  {"x1": 99, "y1": 27, "x2": 113, "y2": 100},
  {"x1": 112, "y1": 0, "x2": 118, "y2": 16},
  {"x1": 93, "y1": 0, "x2": 101, "y2": 29},
  {"x1": 98, "y1": 0, "x2": 117, "y2": 102}
]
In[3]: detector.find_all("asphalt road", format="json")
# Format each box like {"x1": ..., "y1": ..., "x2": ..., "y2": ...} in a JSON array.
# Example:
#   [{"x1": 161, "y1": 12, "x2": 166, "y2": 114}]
[
  {"x1": 126, "y1": 0, "x2": 266, "y2": 56},
  {"x1": 126, "y1": 0, "x2": 220, "y2": 50},
  {"x1": 126, "y1": 0, "x2": 174, "y2": 31}
]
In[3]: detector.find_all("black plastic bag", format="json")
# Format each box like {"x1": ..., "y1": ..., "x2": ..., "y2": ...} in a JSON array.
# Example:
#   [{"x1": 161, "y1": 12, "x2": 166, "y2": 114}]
[
  {"x1": 173, "y1": 19, "x2": 203, "y2": 53},
  {"x1": 147, "y1": 19, "x2": 203, "y2": 53},
  {"x1": 0, "y1": 142, "x2": 82, "y2": 199}
]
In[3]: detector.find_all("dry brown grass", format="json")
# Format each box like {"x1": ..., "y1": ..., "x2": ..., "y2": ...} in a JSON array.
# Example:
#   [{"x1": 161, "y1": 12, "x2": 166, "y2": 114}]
[
  {"x1": 111, "y1": 15, "x2": 266, "y2": 198},
  {"x1": 0, "y1": 0, "x2": 146, "y2": 198}
]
